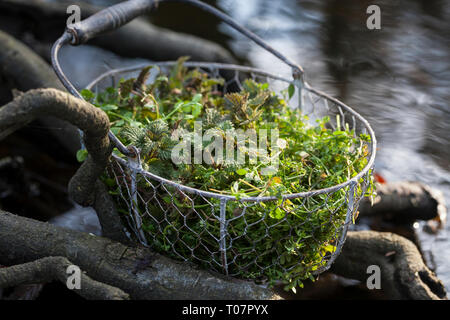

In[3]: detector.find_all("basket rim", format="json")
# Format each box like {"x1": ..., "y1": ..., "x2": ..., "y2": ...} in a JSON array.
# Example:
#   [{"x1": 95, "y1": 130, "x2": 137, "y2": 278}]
[{"x1": 88, "y1": 61, "x2": 377, "y2": 202}]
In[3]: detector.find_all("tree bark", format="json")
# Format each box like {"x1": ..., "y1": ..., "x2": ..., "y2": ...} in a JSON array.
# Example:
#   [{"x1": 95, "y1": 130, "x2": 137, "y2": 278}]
[
  {"x1": 0, "y1": 256, "x2": 129, "y2": 300},
  {"x1": 0, "y1": 88, "x2": 276, "y2": 300},
  {"x1": 93, "y1": 180, "x2": 132, "y2": 244},
  {"x1": 0, "y1": 209, "x2": 279, "y2": 300},
  {"x1": 1, "y1": 209, "x2": 445, "y2": 300},
  {"x1": 0, "y1": 88, "x2": 111, "y2": 206},
  {"x1": 0, "y1": 87, "x2": 130, "y2": 243},
  {"x1": 359, "y1": 182, "x2": 447, "y2": 224}
]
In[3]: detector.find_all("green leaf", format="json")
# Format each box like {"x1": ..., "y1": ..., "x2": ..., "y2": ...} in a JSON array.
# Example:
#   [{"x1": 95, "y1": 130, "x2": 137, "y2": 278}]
[
  {"x1": 80, "y1": 89, "x2": 95, "y2": 100},
  {"x1": 76, "y1": 149, "x2": 88, "y2": 162},
  {"x1": 269, "y1": 207, "x2": 285, "y2": 219},
  {"x1": 100, "y1": 104, "x2": 118, "y2": 111},
  {"x1": 135, "y1": 65, "x2": 153, "y2": 90},
  {"x1": 288, "y1": 84, "x2": 295, "y2": 99},
  {"x1": 129, "y1": 121, "x2": 141, "y2": 128},
  {"x1": 236, "y1": 168, "x2": 247, "y2": 176},
  {"x1": 192, "y1": 93, "x2": 202, "y2": 103},
  {"x1": 118, "y1": 78, "x2": 134, "y2": 98},
  {"x1": 156, "y1": 76, "x2": 168, "y2": 82},
  {"x1": 191, "y1": 102, "x2": 202, "y2": 118},
  {"x1": 182, "y1": 103, "x2": 192, "y2": 113}
]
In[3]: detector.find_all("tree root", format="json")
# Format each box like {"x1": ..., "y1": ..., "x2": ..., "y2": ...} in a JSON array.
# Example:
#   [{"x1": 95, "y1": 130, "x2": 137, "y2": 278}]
[
  {"x1": 0, "y1": 256, "x2": 129, "y2": 300},
  {"x1": 0, "y1": 212, "x2": 447, "y2": 299},
  {"x1": 1, "y1": 208, "x2": 446, "y2": 300},
  {"x1": 0, "y1": 31, "x2": 130, "y2": 238},
  {"x1": 359, "y1": 181, "x2": 447, "y2": 225},
  {"x1": 332, "y1": 230, "x2": 447, "y2": 300},
  {"x1": 0, "y1": 29, "x2": 81, "y2": 154},
  {"x1": 0, "y1": 209, "x2": 279, "y2": 300}
]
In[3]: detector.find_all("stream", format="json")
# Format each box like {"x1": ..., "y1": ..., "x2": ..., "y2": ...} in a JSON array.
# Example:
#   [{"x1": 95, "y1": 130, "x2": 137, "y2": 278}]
[{"x1": 53, "y1": 0, "x2": 450, "y2": 292}]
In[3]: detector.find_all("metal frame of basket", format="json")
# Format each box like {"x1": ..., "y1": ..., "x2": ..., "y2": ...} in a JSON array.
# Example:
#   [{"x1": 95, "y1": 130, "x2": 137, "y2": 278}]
[{"x1": 51, "y1": 0, "x2": 376, "y2": 283}]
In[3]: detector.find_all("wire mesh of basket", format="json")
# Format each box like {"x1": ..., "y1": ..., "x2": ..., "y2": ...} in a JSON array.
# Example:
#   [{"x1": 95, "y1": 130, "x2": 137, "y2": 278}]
[{"x1": 51, "y1": 0, "x2": 376, "y2": 286}]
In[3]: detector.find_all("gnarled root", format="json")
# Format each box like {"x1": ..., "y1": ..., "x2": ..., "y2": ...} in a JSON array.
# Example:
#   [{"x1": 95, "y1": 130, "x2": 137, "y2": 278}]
[
  {"x1": 0, "y1": 257, "x2": 129, "y2": 300},
  {"x1": 0, "y1": 88, "x2": 110, "y2": 206},
  {"x1": 332, "y1": 230, "x2": 447, "y2": 300},
  {"x1": 0, "y1": 209, "x2": 279, "y2": 300}
]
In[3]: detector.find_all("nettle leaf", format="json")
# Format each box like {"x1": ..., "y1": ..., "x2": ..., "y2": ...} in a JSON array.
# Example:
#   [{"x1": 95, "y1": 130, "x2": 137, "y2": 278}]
[
  {"x1": 242, "y1": 79, "x2": 259, "y2": 96},
  {"x1": 170, "y1": 56, "x2": 190, "y2": 81},
  {"x1": 192, "y1": 93, "x2": 202, "y2": 103},
  {"x1": 225, "y1": 92, "x2": 248, "y2": 109},
  {"x1": 249, "y1": 91, "x2": 270, "y2": 108}
]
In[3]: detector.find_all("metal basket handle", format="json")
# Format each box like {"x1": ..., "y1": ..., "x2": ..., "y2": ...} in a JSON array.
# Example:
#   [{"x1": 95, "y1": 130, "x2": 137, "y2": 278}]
[
  {"x1": 66, "y1": 0, "x2": 304, "y2": 74},
  {"x1": 51, "y1": 0, "x2": 305, "y2": 156}
]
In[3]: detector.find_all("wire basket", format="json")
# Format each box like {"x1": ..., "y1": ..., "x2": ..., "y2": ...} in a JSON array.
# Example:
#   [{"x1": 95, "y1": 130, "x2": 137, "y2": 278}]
[{"x1": 51, "y1": 0, "x2": 376, "y2": 287}]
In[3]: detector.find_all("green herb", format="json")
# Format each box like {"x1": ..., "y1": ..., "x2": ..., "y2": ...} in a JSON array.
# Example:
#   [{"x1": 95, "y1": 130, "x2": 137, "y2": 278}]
[
  {"x1": 76, "y1": 149, "x2": 88, "y2": 163},
  {"x1": 83, "y1": 58, "x2": 375, "y2": 291}
]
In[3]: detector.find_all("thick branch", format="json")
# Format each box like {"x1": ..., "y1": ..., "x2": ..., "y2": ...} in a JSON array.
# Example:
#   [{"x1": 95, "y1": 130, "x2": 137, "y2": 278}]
[
  {"x1": 0, "y1": 256, "x2": 129, "y2": 300},
  {"x1": 0, "y1": 88, "x2": 111, "y2": 206},
  {"x1": 332, "y1": 230, "x2": 447, "y2": 300},
  {"x1": 94, "y1": 18, "x2": 236, "y2": 63},
  {"x1": 0, "y1": 30, "x2": 64, "y2": 91},
  {"x1": 0, "y1": 209, "x2": 279, "y2": 300},
  {"x1": 0, "y1": 29, "x2": 80, "y2": 154},
  {"x1": 93, "y1": 180, "x2": 132, "y2": 244},
  {"x1": 0, "y1": 32, "x2": 128, "y2": 235},
  {"x1": 359, "y1": 182, "x2": 446, "y2": 224}
]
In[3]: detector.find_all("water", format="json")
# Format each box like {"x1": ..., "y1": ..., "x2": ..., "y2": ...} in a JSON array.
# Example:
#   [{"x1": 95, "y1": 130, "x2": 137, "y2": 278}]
[{"x1": 57, "y1": 0, "x2": 450, "y2": 291}]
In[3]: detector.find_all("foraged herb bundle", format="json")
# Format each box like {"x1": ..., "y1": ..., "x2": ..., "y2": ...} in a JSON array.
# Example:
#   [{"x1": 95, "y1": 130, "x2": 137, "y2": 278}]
[{"x1": 81, "y1": 58, "x2": 374, "y2": 291}]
